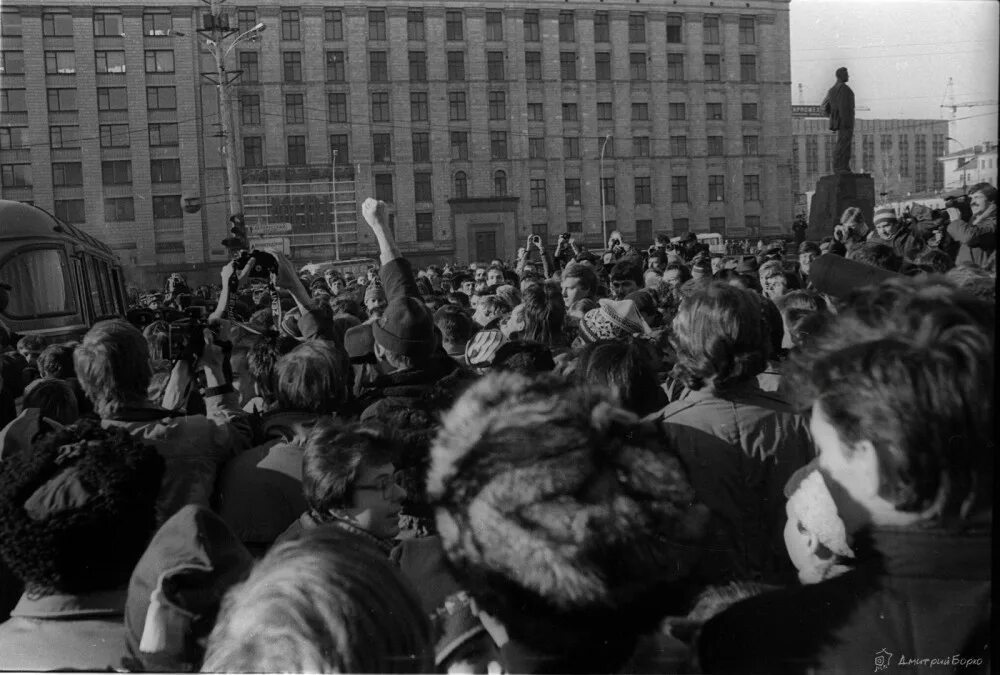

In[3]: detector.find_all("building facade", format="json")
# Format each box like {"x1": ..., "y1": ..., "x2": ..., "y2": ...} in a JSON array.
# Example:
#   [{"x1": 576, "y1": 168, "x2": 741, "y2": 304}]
[
  {"x1": 791, "y1": 110, "x2": 949, "y2": 212},
  {"x1": 1, "y1": 0, "x2": 793, "y2": 283},
  {"x1": 938, "y1": 141, "x2": 997, "y2": 193}
]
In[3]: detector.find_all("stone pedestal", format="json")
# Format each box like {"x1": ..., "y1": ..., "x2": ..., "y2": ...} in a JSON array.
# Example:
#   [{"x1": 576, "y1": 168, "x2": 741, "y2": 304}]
[{"x1": 808, "y1": 173, "x2": 875, "y2": 241}]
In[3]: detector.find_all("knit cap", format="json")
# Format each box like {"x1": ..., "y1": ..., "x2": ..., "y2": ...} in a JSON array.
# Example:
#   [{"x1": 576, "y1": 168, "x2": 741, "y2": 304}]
[
  {"x1": 873, "y1": 205, "x2": 897, "y2": 228},
  {"x1": 464, "y1": 329, "x2": 507, "y2": 368},
  {"x1": 579, "y1": 298, "x2": 652, "y2": 343}
]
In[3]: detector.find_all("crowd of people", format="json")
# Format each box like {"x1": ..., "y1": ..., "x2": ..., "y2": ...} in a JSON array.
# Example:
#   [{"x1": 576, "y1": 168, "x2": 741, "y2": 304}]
[{"x1": 0, "y1": 181, "x2": 994, "y2": 673}]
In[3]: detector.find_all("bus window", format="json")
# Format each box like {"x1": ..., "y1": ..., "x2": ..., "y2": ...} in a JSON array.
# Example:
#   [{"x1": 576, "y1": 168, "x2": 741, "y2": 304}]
[
  {"x1": 110, "y1": 267, "x2": 125, "y2": 314},
  {"x1": 72, "y1": 258, "x2": 92, "y2": 324},
  {"x1": 0, "y1": 248, "x2": 75, "y2": 318},
  {"x1": 84, "y1": 257, "x2": 109, "y2": 317}
]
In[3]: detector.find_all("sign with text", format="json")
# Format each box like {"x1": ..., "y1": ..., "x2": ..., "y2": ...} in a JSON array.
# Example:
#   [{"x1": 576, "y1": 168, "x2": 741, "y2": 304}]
[{"x1": 792, "y1": 105, "x2": 827, "y2": 118}]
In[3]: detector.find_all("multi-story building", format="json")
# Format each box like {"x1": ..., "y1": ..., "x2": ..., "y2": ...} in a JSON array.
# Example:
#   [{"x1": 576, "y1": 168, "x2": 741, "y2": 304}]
[
  {"x1": 938, "y1": 141, "x2": 997, "y2": 193},
  {"x1": 1, "y1": 1, "x2": 793, "y2": 283},
  {"x1": 791, "y1": 108, "x2": 948, "y2": 212}
]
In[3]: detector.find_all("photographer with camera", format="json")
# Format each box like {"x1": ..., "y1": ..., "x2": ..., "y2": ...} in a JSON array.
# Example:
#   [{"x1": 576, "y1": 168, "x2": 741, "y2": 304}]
[
  {"x1": 516, "y1": 233, "x2": 553, "y2": 280},
  {"x1": 947, "y1": 182, "x2": 997, "y2": 271},
  {"x1": 832, "y1": 207, "x2": 870, "y2": 250},
  {"x1": 71, "y1": 318, "x2": 252, "y2": 524},
  {"x1": 553, "y1": 231, "x2": 581, "y2": 270}
]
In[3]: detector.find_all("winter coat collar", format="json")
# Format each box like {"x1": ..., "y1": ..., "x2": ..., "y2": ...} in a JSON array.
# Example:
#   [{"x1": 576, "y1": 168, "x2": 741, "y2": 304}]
[{"x1": 12, "y1": 588, "x2": 126, "y2": 620}]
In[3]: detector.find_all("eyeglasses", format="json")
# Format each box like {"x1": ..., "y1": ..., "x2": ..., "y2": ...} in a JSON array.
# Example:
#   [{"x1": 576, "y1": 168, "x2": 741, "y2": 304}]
[{"x1": 354, "y1": 470, "x2": 405, "y2": 499}]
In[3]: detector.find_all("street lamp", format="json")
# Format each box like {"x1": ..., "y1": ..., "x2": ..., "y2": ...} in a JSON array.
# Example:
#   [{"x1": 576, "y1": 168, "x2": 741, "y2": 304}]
[
  {"x1": 600, "y1": 134, "x2": 612, "y2": 248},
  {"x1": 200, "y1": 4, "x2": 265, "y2": 253}
]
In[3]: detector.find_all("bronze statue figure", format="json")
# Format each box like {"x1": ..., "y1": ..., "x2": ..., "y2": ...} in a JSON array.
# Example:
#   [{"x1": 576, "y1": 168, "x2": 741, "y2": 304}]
[{"x1": 822, "y1": 67, "x2": 855, "y2": 174}]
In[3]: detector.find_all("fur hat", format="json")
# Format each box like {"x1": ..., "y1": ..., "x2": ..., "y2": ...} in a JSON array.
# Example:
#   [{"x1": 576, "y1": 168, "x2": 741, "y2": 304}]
[
  {"x1": 873, "y1": 205, "x2": 898, "y2": 228},
  {"x1": 0, "y1": 420, "x2": 164, "y2": 595},
  {"x1": 579, "y1": 298, "x2": 652, "y2": 343},
  {"x1": 371, "y1": 297, "x2": 436, "y2": 359},
  {"x1": 427, "y1": 373, "x2": 711, "y2": 659}
]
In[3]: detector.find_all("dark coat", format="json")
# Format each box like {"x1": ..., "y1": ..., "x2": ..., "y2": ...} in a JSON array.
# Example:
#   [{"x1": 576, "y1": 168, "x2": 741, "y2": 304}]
[
  {"x1": 645, "y1": 382, "x2": 814, "y2": 584},
  {"x1": 698, "y1": 523, "x2": 992, "y2": 674}
]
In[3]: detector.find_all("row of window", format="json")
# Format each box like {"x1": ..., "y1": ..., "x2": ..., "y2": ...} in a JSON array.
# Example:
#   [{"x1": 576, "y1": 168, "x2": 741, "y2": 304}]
[
  {"x1": 234, "y1": 49, "x2": 759, "y2": 85},
  {"x1": 0, "y1": 121, "x2": 176, "y2": 150},
  {"x1": 239, "y1": 88, "x2": 758, "y2": 127},
  {"x1": 1, "y1": 159, "x2": 182, "y2": 188},
  {"x1": 0, "y1": 8, "x2": 174, "y2": 38},
  {"x1": 359, "y1": 171, "x2": 761, "y2": 207},
  {"x1": 239, "y1": 128, "x2": 760, "y2": 168},
  {"x1": 249, "y1": 8, "x2": 756, "y2": 45},
  {"x1": 0, "y1": 49, "x2": 178, "y2": 75},
  {"x1": 1, "y1": 7, "x2": 757, "y2": 46},
  {"x1": 0, "y1": 86, "x2": 179, "y2": 113}
]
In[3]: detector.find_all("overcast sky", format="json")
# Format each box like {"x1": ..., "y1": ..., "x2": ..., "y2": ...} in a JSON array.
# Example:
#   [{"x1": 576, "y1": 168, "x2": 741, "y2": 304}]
[{"x1": 790, "y1": 0, "x2": 998, "y2": 150}]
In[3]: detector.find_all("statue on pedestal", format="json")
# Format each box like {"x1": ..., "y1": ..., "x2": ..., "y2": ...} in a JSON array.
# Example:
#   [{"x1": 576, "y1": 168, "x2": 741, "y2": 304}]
[{"x1": 822, "y1": 67, "x2": 855, "y2": 174}]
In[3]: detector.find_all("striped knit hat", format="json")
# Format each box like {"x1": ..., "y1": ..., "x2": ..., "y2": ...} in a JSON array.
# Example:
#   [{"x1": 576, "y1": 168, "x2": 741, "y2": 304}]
[
  {"x1": 873, "y1": 205, "x2": 898, "y2": 228},
  {"x1": 464, "y1": 329, "x2": 507, "y2": 368}
]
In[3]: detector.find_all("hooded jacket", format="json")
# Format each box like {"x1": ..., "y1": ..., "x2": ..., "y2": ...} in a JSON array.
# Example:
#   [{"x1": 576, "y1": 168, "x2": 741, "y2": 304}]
[
  {"x1": 101, "y1": 391, "x2": 253, "y2": 524},
  {"x1": 124, "y1": 505, "x2": 252, "y2": 672},
  {"x1": 214, "y1": 410, "x2": 321, "y2": 553}
]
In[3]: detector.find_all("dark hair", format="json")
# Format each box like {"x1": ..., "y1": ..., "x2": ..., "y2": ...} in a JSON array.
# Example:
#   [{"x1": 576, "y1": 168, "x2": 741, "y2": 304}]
[
  {"x1": 0, "y1": 420, "x2": 163, "y2": 595},
  {"x1": 916, "y1": 248, "x2": 954, "y2": 274},
  {"x1": 759, "y1": 296, "x2": 784, "y2": 360},
  {"x1": 663, "y1": 262, "x2": 692, "y2": 284},
  {"x1": 562, "y1": 264, "x2": 598, "y2": 294},
  {"x1": 22, "y1": 378, "x2": 79, "y2": 426},
  {"x1": 520, "y1": 282, "x2": 566, "y2": 348},
  {"x1": 847, "y1": 242, "x2": 901, "y2": 272},
  {"x1": 799, "y1": 241, "x2": 822, "y2": 256},
  {"x1": 445, "y1": 291, "x2": 471, "y2": 309},
  {"x1": 274, "y1": 341, "x2": 351, "y2": 414},
  {"x1": 302, "y1": 419, "x2": 399, "y2": 513},
  {"x1": 968, "y1": 181, "x2": 997, "y2": 203},
  {"x1": 434, "y1": 305, "x2": 475, "y2": 345},
  {"x1": 788, "y1": 277, "x2": 993, "y2": 519},
  {"x1": 609, "y1": 260, "x2": 643, "y2": 286},
  {"x1": 670, "y1": 282, "x2": 768, "y2": 391},
  {"x1": 492, "y1": 340, "x2": 556, "y2": 375},
  {"x1": 247, "y1": 334, "x2": 299, "y2": 405},
  {"x1": 36, "y1": 344, "x2": 76, "y2": 379},
  {"x1": 331, "y1": 297, "x2": 366, "y2": 322},
  {"x1": 575, "y1": 338, "x2": 665, "y2": 416}
]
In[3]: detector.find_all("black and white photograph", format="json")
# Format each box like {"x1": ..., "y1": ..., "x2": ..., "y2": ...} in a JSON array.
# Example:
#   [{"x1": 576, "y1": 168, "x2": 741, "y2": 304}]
[{"x1": 0, "y1": 0, "x2": 995, "y2": 672}]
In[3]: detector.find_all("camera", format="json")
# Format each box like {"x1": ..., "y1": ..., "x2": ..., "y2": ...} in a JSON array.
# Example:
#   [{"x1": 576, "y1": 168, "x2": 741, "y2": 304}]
[
  {"x1": 559, "y1": 232, "x2": 571, "y2": 240},
  {"x1": 230, "y1": 249, "x2": 279, "y2": 292},
  {"x1": 531, "y1": 235, "x2": 542, "y2": 244}
]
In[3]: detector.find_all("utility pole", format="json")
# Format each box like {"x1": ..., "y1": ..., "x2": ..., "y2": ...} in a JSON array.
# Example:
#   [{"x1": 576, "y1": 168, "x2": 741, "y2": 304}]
[
  {"x1": 199, "y1": 0, "x2": 263, "y2": 254},
  {"x1": 600, "y1": 134, "x2": 612, "y2": 248},
  {"x1": 331, "y1": 150, "x2": 340, "y2": 261}
]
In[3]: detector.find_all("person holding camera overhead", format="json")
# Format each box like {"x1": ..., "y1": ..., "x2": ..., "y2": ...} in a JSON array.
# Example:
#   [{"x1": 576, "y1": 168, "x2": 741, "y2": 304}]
[{"x1": 516, "y1": 234, "x2": 554, "y2": 279}]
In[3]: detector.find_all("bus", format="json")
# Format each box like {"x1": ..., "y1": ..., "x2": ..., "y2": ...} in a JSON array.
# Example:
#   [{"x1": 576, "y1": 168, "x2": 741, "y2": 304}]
[
  {"x1": 670, "y1": 232, "x2": 727, "y2": 255},
  {"x1": 0, "y1": 200, "x2": 126, "y2": 343}
]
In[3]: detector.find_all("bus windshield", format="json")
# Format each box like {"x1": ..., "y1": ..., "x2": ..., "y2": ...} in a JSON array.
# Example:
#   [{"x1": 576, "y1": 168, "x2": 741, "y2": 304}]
[{"x1": 0, "y1": 248, "x2": 75, "y2": 318}]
